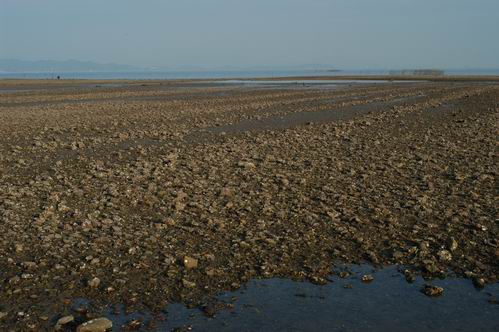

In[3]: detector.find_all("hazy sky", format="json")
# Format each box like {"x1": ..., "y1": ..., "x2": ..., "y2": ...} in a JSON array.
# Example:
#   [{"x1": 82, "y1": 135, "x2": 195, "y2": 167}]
[{"x1": 1, "y1": 0, "x2": 498, "y2": 69}]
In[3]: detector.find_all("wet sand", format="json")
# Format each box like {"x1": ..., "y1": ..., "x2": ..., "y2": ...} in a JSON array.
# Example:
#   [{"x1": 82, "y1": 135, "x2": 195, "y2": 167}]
[{"x1": 0, "y1": 79, "x2": 498, "y2": 331}]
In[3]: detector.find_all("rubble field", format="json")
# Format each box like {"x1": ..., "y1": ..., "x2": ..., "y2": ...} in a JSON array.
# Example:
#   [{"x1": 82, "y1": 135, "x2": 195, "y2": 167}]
[{"x1": 0, "y1": 79, "x2": 497, "y2": 331}]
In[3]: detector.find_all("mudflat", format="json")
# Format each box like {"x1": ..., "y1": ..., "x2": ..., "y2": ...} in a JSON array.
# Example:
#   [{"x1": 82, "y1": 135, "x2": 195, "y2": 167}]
[{"x1": 0, "y1": 79, "x2": 497, "y2": 331}]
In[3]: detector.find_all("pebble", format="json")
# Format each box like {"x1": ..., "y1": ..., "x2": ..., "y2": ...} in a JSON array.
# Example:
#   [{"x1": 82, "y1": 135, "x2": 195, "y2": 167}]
[
  {"x1": 88, "y1": 277, "x2": 101, "y2": 288},
  {"x1": 473, "y1": 277, "x2": 485, "y2": 289},
  {"x1": 447, "y1": 237, "x2": 458, "y2": 251},
  {"x1": 182, "y1": 279, "x2": 196, "y2": 288},
  {"x1": 437, "y1": 250, "x2": 452, "y2": 262},
  {"x1": 237, "y1": 161, "x2": 256, "y2": 169},
  {"x1": 421, "y1": 284, "x2": 444, "y2": 297},
  {"x1": 76, "y1": 317, "x2": 113, "y2": 332},
  {"x1": 125, "y1": 319, "x2": 142, "y2": 330},
  {"x1": 55, "y1": 315, "x2": 74, "y2": 330},
  {"x1": 361, "y1": 274, "x2": 374, "y2": 283},
  {"x1": 183, "y1": 256, "x2": 198, "y2": 269}
]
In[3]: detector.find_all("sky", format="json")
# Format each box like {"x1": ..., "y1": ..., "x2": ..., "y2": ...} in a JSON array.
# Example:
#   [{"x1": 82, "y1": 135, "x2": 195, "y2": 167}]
[{"x1": 1, "y1": 0, "x2": 499, "y2": 70}]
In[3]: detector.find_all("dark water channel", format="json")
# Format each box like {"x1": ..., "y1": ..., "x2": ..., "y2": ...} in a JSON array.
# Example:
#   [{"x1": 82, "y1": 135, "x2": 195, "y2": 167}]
[{"x1": 73, "y1": 265, "x2": 499, "y2": 331}]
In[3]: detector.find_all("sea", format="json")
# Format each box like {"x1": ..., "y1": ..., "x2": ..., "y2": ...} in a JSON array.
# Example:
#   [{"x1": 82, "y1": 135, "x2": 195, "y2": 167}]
[{"x1": 1, "y1": 69, "x2": 499, "y2": 80}]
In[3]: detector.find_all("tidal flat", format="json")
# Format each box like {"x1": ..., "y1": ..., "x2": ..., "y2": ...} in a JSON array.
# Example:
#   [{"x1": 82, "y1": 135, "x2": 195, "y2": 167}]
[{"x1": 0, "y1": 78, "x2": 497, "y2": 331}]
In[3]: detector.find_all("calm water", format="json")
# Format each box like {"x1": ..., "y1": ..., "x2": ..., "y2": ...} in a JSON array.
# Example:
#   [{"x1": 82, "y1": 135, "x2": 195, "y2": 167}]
[
  {"x1": 70, "y1": 265, "x2": 499, "y2": 332},
  {"x1": 1, "y1": 69, "x2": 499, "y2": 80}
]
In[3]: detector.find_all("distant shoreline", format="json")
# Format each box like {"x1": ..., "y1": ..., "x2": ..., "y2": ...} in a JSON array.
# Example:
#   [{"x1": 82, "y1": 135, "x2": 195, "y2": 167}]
[
  {"x1": 2, "y1": 75, "x2": 499, "y2": 85},
  {"x1": 1, "y1": 68, "x2": 499, "y2": 81}
]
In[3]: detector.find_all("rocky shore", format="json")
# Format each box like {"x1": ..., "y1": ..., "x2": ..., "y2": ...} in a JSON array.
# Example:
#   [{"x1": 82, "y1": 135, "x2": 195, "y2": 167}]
[{"x1": 0, "y1": 79, "x2": 497, "y2": 331}]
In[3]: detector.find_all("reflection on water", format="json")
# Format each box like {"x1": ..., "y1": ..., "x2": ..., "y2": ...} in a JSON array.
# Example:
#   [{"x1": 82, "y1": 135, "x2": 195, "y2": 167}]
[
  {"x1": 74, "y1": 265, "x2": 499, "y2": 331},
  {"x1": 219, "y1": 79, "x2": 420, "y2": 86}
]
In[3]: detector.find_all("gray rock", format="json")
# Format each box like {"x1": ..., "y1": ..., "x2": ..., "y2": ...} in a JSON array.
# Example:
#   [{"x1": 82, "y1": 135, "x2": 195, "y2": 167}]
[
  {"x1": 88, "y1": 277, "x2": 101, "y2": 288},
  {"x1": 421, "y1": 284, "x2": 444, "y2": 297},
  {"x1": 76, "y1": 317, "x2": 113, "y2": 332},
  {"x1": 55, "y1": 315, "x2": 74, "y2": 330}
]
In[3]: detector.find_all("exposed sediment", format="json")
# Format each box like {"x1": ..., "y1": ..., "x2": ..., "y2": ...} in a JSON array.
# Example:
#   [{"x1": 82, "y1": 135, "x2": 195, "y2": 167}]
[{"x1": 0, "y1": 80, "x2": 497, "y2": 331}]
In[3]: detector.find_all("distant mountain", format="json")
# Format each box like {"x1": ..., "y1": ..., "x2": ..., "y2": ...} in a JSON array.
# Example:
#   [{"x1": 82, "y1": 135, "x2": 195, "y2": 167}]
[
  {"x1": 0, "y1": 59, "x2": 145, "y2": 72},
  {"x1": 0, "y1": 59, "x2": 342, "y2": 73},
  {"x1": 171, "y1": 64, "x2": 341, "y2": 72}
]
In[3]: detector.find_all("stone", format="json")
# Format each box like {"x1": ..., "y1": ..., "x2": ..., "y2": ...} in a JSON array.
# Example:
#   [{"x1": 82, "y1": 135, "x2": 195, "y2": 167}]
[
  {"x1": 237, "y1": 161, "x2": 256, "y2": 169},
  {"x1": 22, "y1": 261, "x2": 37, "y2": 270},
  {"x1": 361, "y1": 274, "x2": 374, "y2": 283},
  {"x1": 55, "y1": 315, "x2": 74, "y2": 330},
  {"x1": 182, "y1": 279, "x2": 196, "y2": 288},
  {"x1": 125, "y1": 319, "x2": 142, "y2": 330},
  {"x1": 437, "y1": 250, "x2": 452, "y2": 262},
  {"x1": 183, "y1": 256, "x2": 198, "y2": 269},
  {"x1": 447, "y1": 237, "x2": 458, "y2": 251},
  {"x1": 421, "y1": 284, "x2": 444, "y2": 297},
  {"x1": 419, "y1": 241, "x2": 430, "y2": 251},
  {"x1": 423, "y1": 260, "x2": 439, "y2": 274},
  {"x1": 403, "y1": 269, "x2": 417, "y2": 283},
  {"x1": 88, "y1": 277, "x2": 101, "y2": 288},
  {"x1": 76, "y1": 318, "x2": 113, "y2": 332},
  {"x1": 473, "y1": 277, "x2": 485, "y2": 289}
]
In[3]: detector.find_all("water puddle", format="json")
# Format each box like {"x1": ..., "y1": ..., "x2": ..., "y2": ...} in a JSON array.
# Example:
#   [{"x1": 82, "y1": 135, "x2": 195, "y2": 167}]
[
  {"x1": 0, "y1": 89, "x2": 35, "y2": 93},
  {"x1": 217, "y1": 79, "x2": 423, "y2": 88},
  {"x1": 187, "y1": 95, "x2": 425, "y2": 143},
  {"x1": 68, "y1": 265, "x2": 498, "y2": 331}
]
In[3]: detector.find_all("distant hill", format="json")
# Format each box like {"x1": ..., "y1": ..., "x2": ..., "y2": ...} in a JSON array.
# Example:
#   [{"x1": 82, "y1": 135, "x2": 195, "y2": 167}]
[{"x1": 0, "y1": 59, "x2": 145, "y2": 72}]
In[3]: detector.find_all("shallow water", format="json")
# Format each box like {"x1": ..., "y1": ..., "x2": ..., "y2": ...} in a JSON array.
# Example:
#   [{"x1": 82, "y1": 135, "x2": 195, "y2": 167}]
[
  {"x1": 0, "y1": 70, "x2": 383, "y2": 80},
  {"x1": 0, "y1": 83, "x2": 132, "y2": 94},
  {"x1": 207, "y1": 96, "x2": 422, "y2": 134},
  {"x1": 186, "y1": 95, "x2": 425, "y2": 144},
  {"x1": 75, "y1": 265, "x2": 499, "y2": 331},
  {"x1": 1, "y1": 68, "x2": 498, "y2": 80},
  {"x1": 219, "y1": 79, "x2": 421, "y2": 86}
]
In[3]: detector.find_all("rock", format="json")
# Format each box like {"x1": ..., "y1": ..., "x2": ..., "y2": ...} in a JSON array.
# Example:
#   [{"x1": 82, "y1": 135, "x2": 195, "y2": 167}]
[
  {"x1": 183, "y1": 256, "x2": 198, "y2": 269},
  {"x1": 361, "y1": 274, "x2": 374, "y2": 283},
  {"x1": 237, "y1": 161, "x2": 256, "y2": 169},
  {"x1": 421, "y1": 284, "x2": 444, "y2": 297},
  {"x1": 447, "y1": 237, "x2": 458, "y2": 251},
  {"x1": 182, "y1": 279, "x2": 196, "y2": 288},
  {"x1": 76, "y1": 318, "x2": 113, "y2": 332},
  {"x1": 22, "y1": 261, "x2": 37, "y2": 270},
  {"x1": 473, "y1": 277, "x2": 485, "y2": 289},
  {"x1": 326, "y1": 210, "x2": 341, "y2": 221},
  {"x1": 423, "y1": 260, "x2": 439, "y2": 274},
  {"x1": 366, "y1": 251, "x2": 379, "y2": 264},
  {"x1": 55, "y1": 315, "x2": 74, "y2": 330},
  {"x1": 125, "y1": 319, "x2": 142, "y2": 330},
  {"x1": 15, "y1": 244, "x2": 23, "y2": 253},
  {"x1": 437, "y1": 250, "x2": 452, "y2": 262},
  {"x1": 88, "y1": 277, "x2": 101, "y2": 288},
  {"x1": 419, "y1": 241, "x2": 430, "y2": 251},
  {"x1": 404, "y1": 269, "x2": 417, "y2": 283},
  {"x1": 220, "y1": 187, "x2": 233, "y2": 197},
  {"x1": 392, "y1": 251, "x2": 404, "y2": 260}
]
